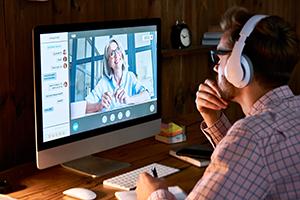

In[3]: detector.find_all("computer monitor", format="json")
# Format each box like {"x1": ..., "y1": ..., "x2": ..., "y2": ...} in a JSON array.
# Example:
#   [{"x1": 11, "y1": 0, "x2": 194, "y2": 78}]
[{"x1": 33, "y1": 18, "x2": 161, "y2": 177}]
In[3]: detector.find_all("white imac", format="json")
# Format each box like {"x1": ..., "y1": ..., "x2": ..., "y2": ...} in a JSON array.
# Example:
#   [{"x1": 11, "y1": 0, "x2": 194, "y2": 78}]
[{"x1": 32, "y1": 18, "x2": 161, "y2": 177}]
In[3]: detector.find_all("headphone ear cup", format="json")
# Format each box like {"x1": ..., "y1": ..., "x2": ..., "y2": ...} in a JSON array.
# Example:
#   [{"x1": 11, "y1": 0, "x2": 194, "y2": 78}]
[
  {"x1": 224, "y1": 54, "x2": 253, "y2": 88},
  {"x1": 239, "y1": 54, "x2": 253, "y2": 88},
  {"x1": 224, "y1": 57, "x2": 244, "y2": 88}
]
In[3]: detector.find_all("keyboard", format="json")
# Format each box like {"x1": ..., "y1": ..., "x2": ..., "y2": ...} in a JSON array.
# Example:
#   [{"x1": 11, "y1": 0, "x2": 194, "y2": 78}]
[{"x1": 103, "y1": 163, "x2": 180, "y2": 190}]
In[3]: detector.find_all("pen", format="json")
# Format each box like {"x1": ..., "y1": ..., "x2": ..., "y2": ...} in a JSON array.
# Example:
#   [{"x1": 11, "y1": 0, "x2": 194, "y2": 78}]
[{"x1": 151, "y1": 167, "x2": 158, "y2": 178}]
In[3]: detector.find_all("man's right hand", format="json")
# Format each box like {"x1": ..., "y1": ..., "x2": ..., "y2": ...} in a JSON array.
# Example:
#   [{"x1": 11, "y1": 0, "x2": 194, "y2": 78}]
[
  {"x1": 195, "y1": 79, "x2": 228, "y2": 127},
  {"x1": 136, "y1": 172, "x2": 168, "y2": 200}
]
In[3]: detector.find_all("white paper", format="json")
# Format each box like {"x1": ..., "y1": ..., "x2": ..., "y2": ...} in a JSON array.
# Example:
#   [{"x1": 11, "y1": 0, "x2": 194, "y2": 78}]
[
  {"x1": 115, "y1": 186, "x2": 186, "y2": 200},
  {"x1": 0, "y1": 194, "x2": 17, "y2": 200}
]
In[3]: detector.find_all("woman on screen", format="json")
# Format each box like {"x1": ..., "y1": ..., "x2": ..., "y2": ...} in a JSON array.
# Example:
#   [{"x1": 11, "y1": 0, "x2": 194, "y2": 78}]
[{"x1": 85, "y1": 38, "x2": 150, "y2": 113}]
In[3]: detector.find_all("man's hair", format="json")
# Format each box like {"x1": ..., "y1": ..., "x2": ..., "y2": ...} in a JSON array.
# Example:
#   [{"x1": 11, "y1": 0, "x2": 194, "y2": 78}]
[{"x1": 220, "y1": 6, "x2": 299, "y2": 88}]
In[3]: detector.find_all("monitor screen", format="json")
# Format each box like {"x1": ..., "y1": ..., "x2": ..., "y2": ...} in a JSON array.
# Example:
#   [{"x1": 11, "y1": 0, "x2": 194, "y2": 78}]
[{"x1": 33, "y1": 18, "x2": 161, "y2": 174}]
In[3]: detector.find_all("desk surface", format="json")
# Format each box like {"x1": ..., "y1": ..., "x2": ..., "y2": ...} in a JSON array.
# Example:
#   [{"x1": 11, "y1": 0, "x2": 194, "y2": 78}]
[{"x1": 3, "y1": 121, "x2": 209, "y2": 200}]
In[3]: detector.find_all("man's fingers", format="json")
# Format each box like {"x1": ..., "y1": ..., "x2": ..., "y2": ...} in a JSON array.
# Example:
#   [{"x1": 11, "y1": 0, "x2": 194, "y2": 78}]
[
  {"x1": 198, "y1": 80, "x2": 228, "y2": 105},
  {"x1": 137, "y1": 172, "x2": 152, "y2": 186},
  {"x1": 196, "y1": 90, "x2": 227, "y2": 109},
  {"x1": 198, "y1": 82, "x2": 218, "y2": 97},
  {"x1": 204, "y1": 79, "x2": 221, "y2": 97},
  {"x1": 196, "y1": 96, "x2": 224, "y2": 111},
  {"x1": 139, "y1": 172, "x2": 152, "y2": 179}
]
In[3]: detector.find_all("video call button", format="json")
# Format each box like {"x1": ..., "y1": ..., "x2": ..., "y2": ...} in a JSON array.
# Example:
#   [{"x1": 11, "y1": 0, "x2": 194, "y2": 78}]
[
  {"x1": 110, "y1": 114, "x2": 116, "y2": 122},
  {"x1": 118, "y1": 112, "x2": 123, "y2": 120},
  {"x1": 102, "y1": 115, "x2": 108, "y2": 124},
  {"x1": 125, "y1": 110, "x2": 131, "y2": 118},
  {"x1": 149, "y1": 104, "x2": 155, "y2": 112},
  {"x1": 72, "y1": 122, "x2": 79, "y2": 131}
]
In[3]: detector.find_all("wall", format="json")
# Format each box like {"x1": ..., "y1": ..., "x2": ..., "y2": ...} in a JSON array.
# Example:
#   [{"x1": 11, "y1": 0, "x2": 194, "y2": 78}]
[{"x1": 0, "y1": 0, "x2": 299, "y2": 171}]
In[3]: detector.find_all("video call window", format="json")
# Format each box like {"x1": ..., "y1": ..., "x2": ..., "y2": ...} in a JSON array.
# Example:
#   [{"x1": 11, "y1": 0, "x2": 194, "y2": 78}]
[{"x1": 69, "y1": 31, "x2": 157, "y2": 105}]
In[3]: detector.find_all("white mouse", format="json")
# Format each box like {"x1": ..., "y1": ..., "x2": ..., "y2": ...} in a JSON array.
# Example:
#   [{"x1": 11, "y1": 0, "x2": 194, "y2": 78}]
[{"x1": 63, "y1": 187, "x2": 97, "y2": 200}]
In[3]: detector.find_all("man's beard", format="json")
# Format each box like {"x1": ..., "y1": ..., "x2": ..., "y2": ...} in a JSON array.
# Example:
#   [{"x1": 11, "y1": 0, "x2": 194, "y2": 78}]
[{"x1": 216, "y1": 74, "x2": 236, "y2": 101}]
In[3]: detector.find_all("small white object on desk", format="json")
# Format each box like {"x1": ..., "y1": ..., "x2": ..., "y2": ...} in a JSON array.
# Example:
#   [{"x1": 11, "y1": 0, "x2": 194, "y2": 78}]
[
  {"x1": 63, "y1": 187, "x2": 97, "y2": 200},
  {"x1": 0, "y1": 194, "x2": 16, "y2": 200},
  {"x1": 115, "y1": 186, "x2": 187, "y2": 200}
]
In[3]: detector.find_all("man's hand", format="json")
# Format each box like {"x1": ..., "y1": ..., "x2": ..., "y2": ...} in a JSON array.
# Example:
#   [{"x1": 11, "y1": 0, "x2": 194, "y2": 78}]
[
  {"x1": 136, "y1": 172, "x2": 168, "y2": 200},
  {"x1": 195, "y1": 79, "x2": 228, "y2": 126}
]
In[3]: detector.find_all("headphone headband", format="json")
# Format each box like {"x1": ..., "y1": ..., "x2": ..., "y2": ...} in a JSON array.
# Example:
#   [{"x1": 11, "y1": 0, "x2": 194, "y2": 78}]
[{"x1": 240, "y1": 15, "x2": 268, "y2": 37}]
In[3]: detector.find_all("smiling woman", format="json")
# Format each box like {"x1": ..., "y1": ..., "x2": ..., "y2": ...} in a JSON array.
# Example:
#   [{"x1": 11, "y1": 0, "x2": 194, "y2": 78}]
[{"x1": 85, "y1": 38, "x2": 151, "y2": 113}]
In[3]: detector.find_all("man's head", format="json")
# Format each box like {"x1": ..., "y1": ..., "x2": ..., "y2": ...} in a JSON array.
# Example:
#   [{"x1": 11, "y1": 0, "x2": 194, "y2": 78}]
[
  {"x1": 213, "y1": 6, "x2": 299, "y2": 100},
  {"x1": 221, "y1": 7, "x2": 299, "y2": 88}
]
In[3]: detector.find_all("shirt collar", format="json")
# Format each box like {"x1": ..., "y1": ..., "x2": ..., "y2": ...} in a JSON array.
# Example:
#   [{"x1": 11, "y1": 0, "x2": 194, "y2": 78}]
[
  {"x1": 110, "y1": 70, "x2": 128, "y2": 88},
  {"x1": 247, "y1": 85, "x2": 294, "y2": 116}
]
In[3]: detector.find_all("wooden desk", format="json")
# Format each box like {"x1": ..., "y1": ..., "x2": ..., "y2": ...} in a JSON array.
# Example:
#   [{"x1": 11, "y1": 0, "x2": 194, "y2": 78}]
[{"x1": 2, "y1": 122, "x2": 209, "y2": 200}]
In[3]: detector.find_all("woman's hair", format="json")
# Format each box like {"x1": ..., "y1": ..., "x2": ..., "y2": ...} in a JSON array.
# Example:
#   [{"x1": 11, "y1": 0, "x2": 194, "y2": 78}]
[
  {"x1": 220, "y1": 6, "x2": 299, "y2": 88},
  {"x1": 103, "y1": 38, "x2": 128, "y2": 78}
]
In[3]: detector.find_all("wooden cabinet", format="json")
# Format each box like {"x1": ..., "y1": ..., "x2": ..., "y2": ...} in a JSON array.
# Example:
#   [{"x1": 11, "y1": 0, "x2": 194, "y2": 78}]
[{"x1": 160, "y1": 46, "x2": 214, "y2": 121}]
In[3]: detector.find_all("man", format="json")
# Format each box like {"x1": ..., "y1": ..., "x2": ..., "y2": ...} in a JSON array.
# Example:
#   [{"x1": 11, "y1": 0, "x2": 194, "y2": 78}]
[{"x1": 136, "y1": 6, "x2": 300, "y2": 200}]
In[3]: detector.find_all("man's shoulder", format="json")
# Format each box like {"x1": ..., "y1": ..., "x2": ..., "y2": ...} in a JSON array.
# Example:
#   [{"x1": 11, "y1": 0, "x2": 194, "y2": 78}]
[
  {"x1": 229, "y1": 113, "x2": 273, "y2": 139},
  {"x1": 231, "y1": 107, "x2": 300, "y2": 140},
  {"x1": 231, "y1": 115, "x2": 262, "y2": 130}
]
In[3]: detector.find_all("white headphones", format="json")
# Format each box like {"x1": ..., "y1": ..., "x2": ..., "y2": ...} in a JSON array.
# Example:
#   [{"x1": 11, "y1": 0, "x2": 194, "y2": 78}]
[{"x1": 225, "y1": 15, "x2": 268, "y2": 88}]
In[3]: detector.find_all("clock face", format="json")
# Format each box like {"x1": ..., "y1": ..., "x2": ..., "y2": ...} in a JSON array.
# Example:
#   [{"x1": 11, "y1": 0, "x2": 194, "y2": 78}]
[{"x1": 180, "y1": 28, "x2": 191, "y2": 47}]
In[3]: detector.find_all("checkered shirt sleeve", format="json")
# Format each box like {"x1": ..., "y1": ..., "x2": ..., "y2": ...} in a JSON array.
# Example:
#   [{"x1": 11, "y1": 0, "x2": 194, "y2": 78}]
[
  {"x1": 200, "y1": 113, "x2": 232, "y2": 148},
  {"x1": 148, "y1": 189, "x2": 176, "y2": 200}
]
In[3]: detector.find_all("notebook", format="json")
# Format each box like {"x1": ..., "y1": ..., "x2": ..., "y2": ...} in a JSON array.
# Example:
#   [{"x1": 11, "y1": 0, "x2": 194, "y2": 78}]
[
  {"x1": 169, "y1": 149, "x2": 210, "y2": 167},
  {"x1": 169, "y1": 144, "x2": 213, "y2": 167},
  {"x1": 115, "y1": 186, "x2": 187, "y2": 200}
]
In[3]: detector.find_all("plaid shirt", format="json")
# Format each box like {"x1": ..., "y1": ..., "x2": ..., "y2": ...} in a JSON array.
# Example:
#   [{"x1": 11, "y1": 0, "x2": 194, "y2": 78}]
[{"x1": 149, "y1": 85, "x2": 300, "y2": 200}]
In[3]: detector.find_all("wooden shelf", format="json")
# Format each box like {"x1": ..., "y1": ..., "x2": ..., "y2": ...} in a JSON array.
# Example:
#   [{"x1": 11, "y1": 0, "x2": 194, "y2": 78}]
[{"x1": 161, "y1": 45, "x2": 214, "y2": 58}]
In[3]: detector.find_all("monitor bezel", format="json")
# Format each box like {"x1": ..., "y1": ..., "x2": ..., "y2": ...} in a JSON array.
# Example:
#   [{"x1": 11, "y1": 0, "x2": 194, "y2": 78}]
[{"x1": 33, "y1": 18, "x2": 161, "y2": 152}]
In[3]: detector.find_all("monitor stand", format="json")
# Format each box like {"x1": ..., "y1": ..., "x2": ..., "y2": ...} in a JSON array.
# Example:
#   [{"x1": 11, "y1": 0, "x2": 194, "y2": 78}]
[{"x1": 61, "y1": 155, "x2": 130, "y2": 178}]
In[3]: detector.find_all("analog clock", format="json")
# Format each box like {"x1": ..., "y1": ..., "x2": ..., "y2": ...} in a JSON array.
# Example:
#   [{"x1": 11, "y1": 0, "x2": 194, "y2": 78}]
[{"x1": 171, "y1": 21, "x2": 192, "y2": 49}]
